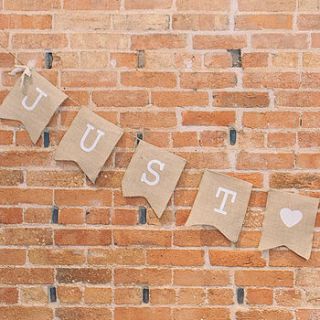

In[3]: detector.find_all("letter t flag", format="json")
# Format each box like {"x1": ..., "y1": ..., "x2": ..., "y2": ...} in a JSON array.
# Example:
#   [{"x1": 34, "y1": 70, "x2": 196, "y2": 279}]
[
  {"x1": 55, "y1": 108, "x2": 123, "y2": 183},
  {"x1": 186, "y1": 171, "x2": 252, "y2": 242}
]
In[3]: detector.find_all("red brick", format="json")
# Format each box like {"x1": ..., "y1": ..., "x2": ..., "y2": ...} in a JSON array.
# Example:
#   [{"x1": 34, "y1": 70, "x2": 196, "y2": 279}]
[
  {"x1": 193, "y1": 35, "x2": 247, "y2": 49},
  {"x1": 93, "y1": 90, "x2": 148, "y2": 107},
  {"x1": 58, "y1": 208, "x2": 84, "y2": 225},
  {"x1": 82, "y1": 205, "x2": 108, "y2": 223},
  {"x1": 70, "y1": 33, "x2": 129, "y2": 49},
  {"x1": 0, "y1": 170, "x2": 23, "y2": 186},
  {"x1": 312, "y1": 33, "x2": 320, "y2": 47},
  {"x1": 172, "y1": 132, "x2": 199, "y2": 147},
  {"x1": 120, "y1": 112, "x2": 177, "y2": 128},
  {"x1": 88, "y1": 248, "x2": 145, "y2": 265},
  {"x1": 12, "y1": 33, "x2": 67, "y2": 49},
  {"x1": 182, "y1": 111, "x2": 235, "y2": 126},
  {"x1": 236, "y1": 14, "x2": 292, "y2": 30},
  {"x1": 24, "y1": 208, "x2": 51, "y2": 224},
  {"x1": 237, "y1": 152, "x2": 294, "y2": 170},
  {"x1": 111, "y1": 208, "x2": 137, "y2": 225},
  {"x1": 298, "y1": 14, "x2": 320, "y2": 29},
  {"x1": 0, "y1": 288, "x2": 18, "y2": 304},
  {"x1": 174, "y1": 270, "x2": 230, "y2": 286},
  {"x1": 173, "y1": 14, "x2": 228, "y2": 31},
  {"x1": 151, "y1": 288, "x2": 176, "y2": 304},
  {"x1": 55, "y1": 229, "x2": 111, "y2": 246},
  {"x1": 125, "y1": 0, "x2": 172, "y2": 9},
  {"x1": 115, "y1": 288, "x2": 141, "y2": 304},
  {"x1": 235, "y1": 270, "x2": 294, "y2": 287},
  {"x1": 26, "y1": 171, "x2": 84, "y2": 187},
  {"x1": 131, "y1": 34, "x2": 187, "y2": 50},
  {"x1": 121, "y1": 71, "x2": 176, "y2": 88},
  {"x1": 115, "y1": 268, "x2": 172, "y2": 285},
  {"x1": 57, "y1": 268, "x2": 111, "y2": 284},
  {"x1": 0, "y1": 14, "x2": 52, "y2": 29},
  {"x1": 115, "y1": 307, "x2": 170, "y2": 320},
  {"x1": 243, "y1": 72, "x2": 300, "y2": 89},
  {"x1": 200, "y1": 131, "x2": 227, "y2": 147},
  {"x1": 176, "y1": 0, "x2": 230, "y2": 11},
  {"x1": 0, "y1": 249, "x2": 26, "y2": 265},
  {"x1": 56, "y1": 307, "x2": 111, "y2": 320},
  {"x1": 238, "y1": 0, "x2": 296, "y2": 12},
  {"x1": 0, "y1": 53, "x2": 14, "y2": 67},
  {"x1": 268, "y1": 132, "x2": 296, "y2": 148},
  {"x1": 55, "y1": 189, "x2": 112, "y2": 206},
  {"x1": 204, "y1": 53, "x2": 232, "y2": 68},
  {"x1": 243, "y1": 112, "x2": 299, "y2": 128},
  {"x1": 242, "y1": 52, "x2": 269, "y2": 68},
  {"x1": 0, "y1": 188, "x2": 52, "y2": 205},
  {"x1": 0, "y1": 307, "x2": 52, "y2": 320},
  {"x1": 214, "y1": 92, "x2": 269, "y2": 108},
  {"x1": 246, "y1": 288, "x2": 273, "y2": 305},
  {"x1": 237, "y1": 310, "x2": 292, "y2": 320},
  {"x1": 252, "y1": 33, "x2": 308, "y2": 49},
  {"x1": 0, "y1": 268, "x2": 54, "y2": 284},
  {"x1": 174, "y1": 230, "x2": 230, "y2": 247},
  {"x1": 114, "y1": 230, "x2": 172, "y2": 247},
  {"x1": 276, "y1": 91, "x2": 320, "y2": 108},
  {"x1": 296, "y1": 309, "x2": 320, "y2": 320},
  {"x1": 296, "y1": 153, "x2": 320, "y2": 168},
  {"x1": 0, "y1": 151, "x2": 52, "y2": 167},
  {"x1": 61, "y1": 71, "x2": 117, "y2": 87},
  {"x1": 64, "y1": 0, "x2": 119, "y2": 10},
  {"x1": 29, "y1": 248, "x2": 85, "y2": 265},
  {"x1": 0, "y1": 228, "x2": 52, "y2": 245},
  {"x1": 0, "y1": 208, "x2": 22, "y2": 224},
  {"x1": 57, "y1": 286, "x2": 82, "y2": 304},
  {"x1": 152, "y1": 91, "x2": 208, "y2": 108},
  {"x1": 4, "y1": 0, "x2": 60, "y2": 10},
  {"x1": 299, "y1": 132, "x2": 320, "y2": 147},
  {"x1": 207, "y1": 288, "x2": 234, "y2": 305},
  {"x1": 178, "y1": 152, "x2": 229, "y2": 169},
  {"x1": 84, "y1": 287, "x2": 112, "y2": 304},
  {"x1": 270, "y1": 250, "x2": 320, "y2": 267},
  {"x1": 180, "y1": 72, "x2": 236, "y2": 89},
  {"x1": 173, "y1": 308, "x2": 230, "y2": 320},
  {"x1": 147, "y1": 249, "x2": 204, "y2": 266},
  {"x1": 209, "y1": 250, "x2": 266, "y2": 267},
  {"x1": 270, "y1": 172, "x2": 320, "y2": 190},
  {"x1": 275, "y1": 289, "x2": 303, "y2": 307}
]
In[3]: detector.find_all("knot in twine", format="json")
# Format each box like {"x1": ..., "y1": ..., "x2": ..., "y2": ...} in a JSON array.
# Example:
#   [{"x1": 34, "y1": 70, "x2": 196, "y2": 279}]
[{"x1": 9, "y1": 60, "x2": 36, "y2": 89}]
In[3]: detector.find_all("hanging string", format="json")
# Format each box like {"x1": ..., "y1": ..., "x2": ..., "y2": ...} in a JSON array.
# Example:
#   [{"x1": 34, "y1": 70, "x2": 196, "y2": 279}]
[{"x1": 0, "y1": 31, "x2": 145, "y2": 144}]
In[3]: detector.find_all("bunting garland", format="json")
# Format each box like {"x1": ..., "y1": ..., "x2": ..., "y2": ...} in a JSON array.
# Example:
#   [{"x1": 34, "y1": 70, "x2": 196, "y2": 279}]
[{"x1": 0, "y1": 66, "x2": 318, "y2": 260}]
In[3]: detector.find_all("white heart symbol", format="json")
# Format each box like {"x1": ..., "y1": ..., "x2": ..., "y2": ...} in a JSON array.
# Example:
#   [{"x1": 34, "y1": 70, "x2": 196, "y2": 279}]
[{"x1": 280, "y1": 208, "x2": 303, "y2": 228}]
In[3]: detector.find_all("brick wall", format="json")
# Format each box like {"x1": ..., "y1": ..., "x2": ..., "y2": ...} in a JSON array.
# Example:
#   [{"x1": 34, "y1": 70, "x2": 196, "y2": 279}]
[{"x1": 0, "y1": 0, "x2": 320, "y2": 319}]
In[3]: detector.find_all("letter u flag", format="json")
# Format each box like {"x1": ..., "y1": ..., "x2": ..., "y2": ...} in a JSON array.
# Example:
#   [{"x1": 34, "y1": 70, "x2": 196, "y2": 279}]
[
  {"x1": 186, "y1": 171, "x2": 252, "y2": 242},
  {"x1": 122, "y1": 141, "x2": 186, "y2": 218},
  {"x1": 0, "y1": 70, "x2": 67, "y2": 143},
  {"x1": 55, "y1": 108, "x2": 123, "y2": 183}
]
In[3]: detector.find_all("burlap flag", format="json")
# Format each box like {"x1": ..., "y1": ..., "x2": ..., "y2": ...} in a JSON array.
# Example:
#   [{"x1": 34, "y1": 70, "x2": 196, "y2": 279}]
[
  {"x1": 259, "y1": 190, "x2": 319, "y2": 260},
  {"x1": 186, "y1": 171, "x2": 252, "y2": 242},
  {"x1": 55, "y1": 108, "x2": 123, "y2": 183},
  {"x1": 0, "y1": 70, "x2": 67, "y2": 143},
  {"x1": 122, "y1": 141, "x2": 186, "y2": 218}
]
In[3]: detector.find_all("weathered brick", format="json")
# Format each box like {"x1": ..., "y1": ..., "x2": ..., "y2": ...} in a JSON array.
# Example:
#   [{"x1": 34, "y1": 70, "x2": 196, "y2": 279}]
[
  {"x1": 235, "y1": 270, "x2": 294, "y2": 287},
  {"x1": 57, "y1": 268, "x2": 111, "y2": 284}
]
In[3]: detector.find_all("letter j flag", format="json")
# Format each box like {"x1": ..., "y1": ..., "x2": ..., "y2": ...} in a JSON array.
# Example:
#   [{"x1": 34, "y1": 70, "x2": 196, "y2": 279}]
[
  {"x1": 122, "y1": 141, "x2": 186, "y2": 218},
  {"x1": 0, "y1": 70, "x2": 67, "y2": 143},
  {"x1": 186, "y1": 171, "x2": 252, "y2": 242},
  {"x1": 55, "y1": 108, "x2": 123, "y2": 183}
]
